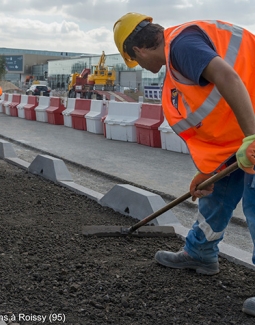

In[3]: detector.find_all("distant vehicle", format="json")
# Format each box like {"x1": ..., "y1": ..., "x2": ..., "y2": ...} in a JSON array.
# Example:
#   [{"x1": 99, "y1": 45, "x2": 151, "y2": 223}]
[
  {"x1": 26, "y1": 85, "x2": 50, "y2": 96},
  {"x1": 32, "y1": 80, "x2": 48, "y2": 86}
]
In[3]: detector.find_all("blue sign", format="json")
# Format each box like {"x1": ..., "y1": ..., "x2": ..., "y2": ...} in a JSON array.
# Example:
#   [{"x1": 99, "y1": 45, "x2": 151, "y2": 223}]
[{"x1": 4, "y1": 55, "x2": 23, "y2": 72}]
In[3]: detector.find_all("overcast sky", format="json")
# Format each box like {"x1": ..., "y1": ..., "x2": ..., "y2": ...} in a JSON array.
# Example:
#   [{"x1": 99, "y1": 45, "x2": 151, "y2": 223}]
[{"x1": 0, "y1": 0, "x2": 254, "y2": 56}]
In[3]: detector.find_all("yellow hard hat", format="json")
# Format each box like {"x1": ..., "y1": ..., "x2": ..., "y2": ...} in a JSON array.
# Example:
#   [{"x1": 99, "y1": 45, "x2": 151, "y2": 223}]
[{"x1": 113, "y1": 12, "x2": 152, "y2": 68}]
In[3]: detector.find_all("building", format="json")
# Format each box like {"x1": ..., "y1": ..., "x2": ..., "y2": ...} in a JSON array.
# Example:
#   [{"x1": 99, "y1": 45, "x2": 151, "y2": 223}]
[
  {"x1": 48, "y1": 52, "x2": 165, "y2": 93},
  {"x1": 0, "y1": 48, "x2": 86, "y2": 84},
  {"x1": 0, "y1": 47, "x2": 165, "y2": 96}
]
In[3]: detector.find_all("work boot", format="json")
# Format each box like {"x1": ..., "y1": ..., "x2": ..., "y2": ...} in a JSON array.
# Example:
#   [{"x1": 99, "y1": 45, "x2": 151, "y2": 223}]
[
  {"x1": 155, "y1": 250, "x2": 219, "y2": 275},
  {"x1": 242, "y1": 297, "x2": 255, "y2": 316}
]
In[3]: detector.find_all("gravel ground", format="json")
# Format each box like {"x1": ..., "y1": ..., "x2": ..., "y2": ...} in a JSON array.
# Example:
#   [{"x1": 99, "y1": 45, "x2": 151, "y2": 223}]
[
  {"x1": 10, "y1": 141, "x2": 254, "y2": 254},
  {"x1": 1, "y1": 160, "x2": 255, "y2": 325}
]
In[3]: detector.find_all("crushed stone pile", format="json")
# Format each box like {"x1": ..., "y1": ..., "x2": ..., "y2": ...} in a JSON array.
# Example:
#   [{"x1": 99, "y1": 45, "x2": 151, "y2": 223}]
[{"x1": 0, "y1": 80, "x2": 22, "y2": 93}]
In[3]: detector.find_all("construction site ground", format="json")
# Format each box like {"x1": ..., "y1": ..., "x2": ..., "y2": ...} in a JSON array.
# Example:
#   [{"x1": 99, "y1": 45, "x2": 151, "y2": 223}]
[
  {"x1": 0, "y1": 112, "x2": 255, "y2": 324},
  {"x1": 0, "y1": 81, "x2": 22, "y2": 93}
]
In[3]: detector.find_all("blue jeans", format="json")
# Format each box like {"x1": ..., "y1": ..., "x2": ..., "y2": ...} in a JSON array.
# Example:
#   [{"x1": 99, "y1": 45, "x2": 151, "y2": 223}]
[{"x1": 184, "y1": 168, "x2": 255, "y2": 263}]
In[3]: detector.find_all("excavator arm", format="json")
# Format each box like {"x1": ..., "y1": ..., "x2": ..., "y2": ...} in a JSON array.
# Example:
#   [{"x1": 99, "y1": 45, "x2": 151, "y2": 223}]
[{"x1": 98, "y1": 51, "x2": 106, "y2": 69}]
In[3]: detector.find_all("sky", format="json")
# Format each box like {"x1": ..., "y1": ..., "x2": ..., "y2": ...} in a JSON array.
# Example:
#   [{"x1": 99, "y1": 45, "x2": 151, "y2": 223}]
[{"x1": 0, "y1": 0, "x2": 254, "y2": 56}]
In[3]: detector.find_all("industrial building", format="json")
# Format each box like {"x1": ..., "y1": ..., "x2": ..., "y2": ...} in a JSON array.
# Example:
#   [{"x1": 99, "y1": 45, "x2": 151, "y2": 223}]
[{"x1": 0, "y1": 47, "x2": 165, "y2": 99}]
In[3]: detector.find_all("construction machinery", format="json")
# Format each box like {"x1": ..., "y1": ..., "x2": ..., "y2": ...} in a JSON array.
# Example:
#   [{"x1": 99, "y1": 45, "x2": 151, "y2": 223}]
[
  {"x1": 67, "y1": 51, "x2": 135, "y2": 102},
  {"x1": 67, "y1": 68, "x2": 93, "y2": 98},
  {"x1": 87, "y1": 51, "x2": 116, "y2": 88}
]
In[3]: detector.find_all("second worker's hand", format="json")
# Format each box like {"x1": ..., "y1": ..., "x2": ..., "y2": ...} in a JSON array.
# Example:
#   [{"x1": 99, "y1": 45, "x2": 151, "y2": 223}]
[{"x1": 190, "y1": 172, "x2": 214, "y2": 202}]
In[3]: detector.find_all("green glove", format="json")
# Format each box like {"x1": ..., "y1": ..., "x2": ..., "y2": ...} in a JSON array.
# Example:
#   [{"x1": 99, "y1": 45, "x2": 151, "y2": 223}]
[{"x1": 236, "y1": 134, "x2": 255, "y2": 174}]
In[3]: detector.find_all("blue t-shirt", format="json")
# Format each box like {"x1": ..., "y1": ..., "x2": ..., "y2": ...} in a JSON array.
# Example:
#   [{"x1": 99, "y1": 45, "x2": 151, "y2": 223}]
[{"x1": 170, "y1": 26, "x2": 219, "y2": 86}]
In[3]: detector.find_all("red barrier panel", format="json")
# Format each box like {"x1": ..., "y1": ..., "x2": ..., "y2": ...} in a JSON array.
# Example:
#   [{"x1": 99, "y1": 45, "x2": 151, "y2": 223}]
[
  {"x1": 46, "y1": 97, "x2": 65, "y2": 125},
  {"x1": 135, "y1": 104, "x2": 164, "y2": 148},
  {"x1": 70, "y1": 99, "x2": 91, "y2": 130},
  {"x1": 10, "y1": 94, "x2": 21, "y2": 117},
  {"x1": 24, "y1": 96, "x2": 39, "y2": 120}
]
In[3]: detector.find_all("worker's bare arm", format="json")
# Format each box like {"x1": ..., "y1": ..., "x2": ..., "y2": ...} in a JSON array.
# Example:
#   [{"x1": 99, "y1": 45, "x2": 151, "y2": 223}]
[{"x1": 202, "y1": 56, "x2": 255, "y2": 136}]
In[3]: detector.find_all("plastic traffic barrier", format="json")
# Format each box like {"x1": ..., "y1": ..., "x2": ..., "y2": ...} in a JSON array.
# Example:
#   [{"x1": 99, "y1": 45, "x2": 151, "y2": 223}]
[
  {"x1": 0, "y1": 93, "x2": 10, "y2": 114},
  {"x1": 9, "y1": 94, "x2": 21, "y2": 117},
  {"x1": 104, "y1": 101, "x2": 141, "y2": 142},
  {"x1": 46, "y1": 97, "x2": 65, "y2": 125},
  {"x1": 135, "y1": 104, "x2": 164, "y2": 148},
  {"x1": 17, "y1": 95, "x2": 29, "y2": 119},
  {"x1": 62, "y1": 98, "x2": 76, "y2": 127},
  {"x1": 158, "y1": 118, "x2": 189, "y2": 154},
  {"x1": 86, "y1": 99, "x2": 108, "y2": 134},
  {"x1": 24, "y1": 95, "x2": 39, "y2": 120},
  {"x1": 3, "y1": 94, "x2": 13, "y2": 115},
  {"x1": 70, "y1": 98, "x2": 91, "y2": 130},
  {"x1": 35, "y1": 96, "x2": 51, "y2": 122}
]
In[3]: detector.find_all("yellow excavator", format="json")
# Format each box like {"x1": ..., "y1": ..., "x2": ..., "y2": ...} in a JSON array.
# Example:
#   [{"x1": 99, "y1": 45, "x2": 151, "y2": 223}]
[
  {"x1": 87, "y1": 51, "x2": 116, "y2": 88},
  {"x1": 68, "y1": 51, "x2": 116, "y2": 98}
]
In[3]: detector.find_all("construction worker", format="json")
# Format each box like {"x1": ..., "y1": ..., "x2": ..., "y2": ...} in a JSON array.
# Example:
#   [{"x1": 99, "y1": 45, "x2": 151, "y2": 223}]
[
  {"x1": 113, "y1": 13, "x2": 255, "y2": 316},
  {"x1": 0, "y1": 86, "x2": 2, "y2": 97}
]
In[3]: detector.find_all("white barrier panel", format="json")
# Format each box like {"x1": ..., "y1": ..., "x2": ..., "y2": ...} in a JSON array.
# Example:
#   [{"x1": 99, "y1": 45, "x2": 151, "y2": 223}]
[
  {"x1": 17, "y1": 95, "x2": 29, "y2": 119},
  {"x1": 4, "y1": 94, "x2": 13, "y2": 115},
  {"x1": 35, "y1": 96, "x2": 51, "y2": 122},
  {"x1": 0, "y1": 93, "x2": 7, "y2": 113},
  {"x1": 62, "y1": 98, "x2": 76, "y2": 127},
  {"x1": 86, "y1": 100, "x2": 108, "y2": 134},
  {"x1": 104, "y1": 101, "x2": 141, "y2": 142},
  {"x1": 158, "y1": 118, "x2": 189, "y2": 154}
]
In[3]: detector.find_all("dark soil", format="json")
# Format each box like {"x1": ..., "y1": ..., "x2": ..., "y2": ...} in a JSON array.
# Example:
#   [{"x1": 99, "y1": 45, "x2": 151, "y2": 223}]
[{"x1": 0, "y1": 160, "x2": 255, "y2": 325}]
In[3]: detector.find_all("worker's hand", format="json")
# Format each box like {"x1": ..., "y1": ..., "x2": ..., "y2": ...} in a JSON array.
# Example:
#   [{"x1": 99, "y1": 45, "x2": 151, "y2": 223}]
[
  {"x1": 236, "y1": 135, "x2": 255, "y2": 175},
  {"x1": 190, "y1": 172, "x2": 214, "y2": 202}
]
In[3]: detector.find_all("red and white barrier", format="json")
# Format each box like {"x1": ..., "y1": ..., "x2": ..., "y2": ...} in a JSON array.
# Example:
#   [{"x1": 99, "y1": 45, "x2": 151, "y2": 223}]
[
  {"x1": 1, "y1": 93, "x2": 9, "y2": 114},
  {"x1": 35, "y1": 96, "x2": 51, "y2": 123},
  {"x1": 158, "y1": 118, "x2": 189, "y2": 154},
  {"x1": 1, "y1": 94, "x2": 189, "y2": 155},
  {"x1": 86, "y1": 99, "x2": 108, "y2": 134},
  {"x1": 62, "y1": 98, "x2": 76, "y2": 127},
  {"x1": 24, "y1": 96, "x2": 39, "y2": 121},
  {"x1": 3, "y1": 94, "x2": 13, "y2": 115},
  {"x1": 17, "y1": 95, "x2": 29, "y2": 119},
  {"x1": 135, "y1": 103, "x2": 164, "y2": 148},
  {"x1": 70, "y1": 98, "x2": 91, "y2": 131},
  {"x1": 46, "y1": 97, "x2": 65, "y2": 125},
  {"x1": 10, "y1": 94, "x2": 21, "y2": 117},
  {"x1": 104, "y1": 101, "x2": 141, "y2": 142}
]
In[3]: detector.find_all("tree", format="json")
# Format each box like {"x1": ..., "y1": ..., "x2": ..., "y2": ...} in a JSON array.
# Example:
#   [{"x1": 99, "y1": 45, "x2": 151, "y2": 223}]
[{"x1": 0, "y1": 56, "x2": 6, "y2": 80}]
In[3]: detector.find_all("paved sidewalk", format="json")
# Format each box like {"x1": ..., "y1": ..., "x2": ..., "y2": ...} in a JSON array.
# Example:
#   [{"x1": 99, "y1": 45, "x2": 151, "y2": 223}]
[
  {"x1": 0, "y1": 112, "x2": 244, "y2": 221},
  {"x1": 0, "y1": 113, "x2": 196, "y2": 195}
]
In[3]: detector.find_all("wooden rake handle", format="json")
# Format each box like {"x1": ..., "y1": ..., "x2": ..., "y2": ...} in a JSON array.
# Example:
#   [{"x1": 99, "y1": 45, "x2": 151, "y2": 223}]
[{"x1": 128, "y1": 161, "x2": 238, "y2": 234}]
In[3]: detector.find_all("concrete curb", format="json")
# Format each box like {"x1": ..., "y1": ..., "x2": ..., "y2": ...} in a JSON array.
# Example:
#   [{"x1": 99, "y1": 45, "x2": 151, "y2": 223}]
[
  {"x1": 0, "y1": 140, "x2": 254, "y2": 272},
  {"x1": 0, "y1": 134, "x2": 248, "y2": 228},
  {"x1": 0, "y1": 140, "x2": 17, "y2": 159},
  {"x1": 99, "y1": 184, "x2": 180, "y2": 225},
  {"x1": 28, "y1": 154, "x2": 73, "y2": 182}
]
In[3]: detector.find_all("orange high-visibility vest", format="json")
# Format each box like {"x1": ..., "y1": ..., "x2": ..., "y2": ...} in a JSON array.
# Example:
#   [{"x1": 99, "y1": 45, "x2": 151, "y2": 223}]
[{"x1": 162, "y1": 20, "x2": 255, "y2": 174}]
